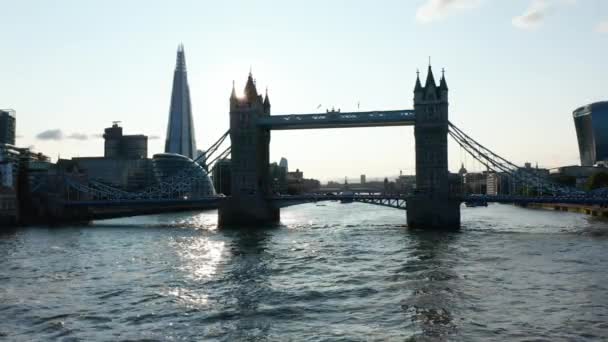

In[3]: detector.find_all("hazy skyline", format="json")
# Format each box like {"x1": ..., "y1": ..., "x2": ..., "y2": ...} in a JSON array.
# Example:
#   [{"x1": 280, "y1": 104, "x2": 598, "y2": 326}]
[{"x1": 1, "y1": 0, "x2": 607, "y2": 181}]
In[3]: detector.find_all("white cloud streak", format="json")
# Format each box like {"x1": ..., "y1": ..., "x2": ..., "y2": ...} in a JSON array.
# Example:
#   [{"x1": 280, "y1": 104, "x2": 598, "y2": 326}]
[
  {"x1": 512, "y1": 0, "x2": 576, "y2": 30},
  {"x1": 596, "y1": 20, "x2": 608, "y2": 33},
  {"x1": 416, "y1": 0, "x2": 482, "y2": 23},
  {"x1": 67, "y1": 133, "x2": 88, "y2": 140}
]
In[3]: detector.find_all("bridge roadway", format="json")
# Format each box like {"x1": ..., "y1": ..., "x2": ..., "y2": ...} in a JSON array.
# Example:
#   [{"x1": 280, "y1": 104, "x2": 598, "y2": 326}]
[
  {"x1": 256, "y1": 109, "x2": 416, "y2": 130},
  {"x1": 61, "y1": 193, "x2": 608, "y2": 221}
]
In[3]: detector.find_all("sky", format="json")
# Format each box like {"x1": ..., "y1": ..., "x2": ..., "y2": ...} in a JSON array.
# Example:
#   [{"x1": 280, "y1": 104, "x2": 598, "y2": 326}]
[{"x1": 1, "y1": 0, "x2": 607, "y2": 182}]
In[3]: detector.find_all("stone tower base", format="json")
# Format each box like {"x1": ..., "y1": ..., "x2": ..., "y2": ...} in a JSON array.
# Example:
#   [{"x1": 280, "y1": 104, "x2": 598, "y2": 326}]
[
  {"x1": 406, "y1": 197, "x2": 461, "y2": 230},
  {"x1": 218, "y1": 195, "x2": 280, "y2": 227}
]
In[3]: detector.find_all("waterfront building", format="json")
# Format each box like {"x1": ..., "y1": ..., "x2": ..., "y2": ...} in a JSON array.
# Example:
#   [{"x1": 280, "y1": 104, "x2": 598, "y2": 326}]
[
  {"x1": 103, "y1": 122, "x2": 147, "y2": 159},
  {"x1": 0, "y1": 145, "x2": 20, "y2": 224},
  {"x1": 152, "y1": 153, "x2": 215, "y2": 198},
  {"x1": 0, "y1": 109, "x2": 16, "y2": 145},
  {"x1": 396, "y1": 173, "x2": 416, "y2": 194},
  {"x1": 464, "y1": 172, "x2": 487, "y2": 194},
  {"x1": 458, "y1": 163, "x2": 467, "y2": 176},
  {"x1": 269, "y1": 162, "x2": 288, "y2": 194},
  {"x1": 287, "y1": 169, "x2": 304, "y2": 183},
  {"x1": 485, "y1": 172, "x2": 510, "y2": 195},
  {"x1": 550, "y1": 165, "x2": 607, "y2": 189},
  {"x1": 62, "y1": 119, "x2": 215, "y2": 195},
  {"x1": 212, "y1": 158, "x2": 231, "y2": 195},
  {"x1": 165, "y1": 44, "x2": 197, "y2": 159},
  {"x1": 64, "y1": 157, "x2": 154, "y2": 191},
  {"x1": 573, "y1": 101, "x2": 608, "y2": 166},
  {"x1": 0, "y1": 144, "x2": 51, "y2": 225},
  {"x1": 279, "y1": 157, "x2": 288, "y2": 172},
  {"x1": 511, "y1": 162, "x2": 550, "y2": 195}
]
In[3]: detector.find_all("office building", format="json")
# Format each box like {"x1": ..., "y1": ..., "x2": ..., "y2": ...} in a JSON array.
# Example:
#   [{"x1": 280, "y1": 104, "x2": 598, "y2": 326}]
[
  {"x1": 0, "y1": 109, "x2": 16, "y2": 145},
  {"x1": 152, "y1": 153, "x2": 215, "y2": 197},
  {"x1": 212, "y1": 158, "x2": 232, "y2": 195},
  {"x1": 103, "y1": 122, "x2": 147, "y2": 159},
  {"x1": 279, "y1": 157, "x2": 288, "y2": 171},
  {"x1": 573, "y1": 101, "x2": 608, "y2": 166}
]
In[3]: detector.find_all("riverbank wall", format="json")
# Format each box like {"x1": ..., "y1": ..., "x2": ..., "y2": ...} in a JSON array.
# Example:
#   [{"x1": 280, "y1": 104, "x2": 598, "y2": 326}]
[{"x1": 521, "y1": 203, "x2": 608, "y2": 218}]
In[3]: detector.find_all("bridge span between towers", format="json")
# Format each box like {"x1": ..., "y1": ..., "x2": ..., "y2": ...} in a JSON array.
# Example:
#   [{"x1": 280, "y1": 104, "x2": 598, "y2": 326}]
[{"x1": 256, "y1": 109, "x2": 415, "y2": 130}]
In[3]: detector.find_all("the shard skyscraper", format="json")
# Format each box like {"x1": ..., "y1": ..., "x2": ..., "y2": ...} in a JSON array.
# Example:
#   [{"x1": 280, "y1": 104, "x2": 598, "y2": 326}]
[{"x1": 165, "y1": 44, "x2": 197, "y2": 159}]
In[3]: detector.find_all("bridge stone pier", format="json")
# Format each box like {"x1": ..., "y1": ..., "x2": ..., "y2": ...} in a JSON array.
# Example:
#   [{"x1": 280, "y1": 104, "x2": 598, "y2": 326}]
[
  {"x1": 220, "y1": 66, "x2": 461, "y2": 229},
  {"x1": 407, "y1": 67, "x2": 460, "y2": 230}
]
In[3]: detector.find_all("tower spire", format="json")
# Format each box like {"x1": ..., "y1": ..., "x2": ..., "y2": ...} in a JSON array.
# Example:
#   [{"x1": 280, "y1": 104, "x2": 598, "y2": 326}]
[
  {"x1": 439, "y1": 67, "x2": 448, "y2": 90},
  {"x1": 415, "y1": 68, "x2": 423, "y2": 92},
  {"x1": 263, "y1": 86, "x2": 271, "y2": 113},
  {"x1": 244, "y1": 69, "x2": 258, "y2": 101},
  {"x1": 175, "y1": 44, "x2": 186, "y2": 72},
  {"x1": 425, "y1": 63, "x2": 436, "y2": 89},
  {"x1": 230, "y1": 80, "x2": 236, "y2": 99}
]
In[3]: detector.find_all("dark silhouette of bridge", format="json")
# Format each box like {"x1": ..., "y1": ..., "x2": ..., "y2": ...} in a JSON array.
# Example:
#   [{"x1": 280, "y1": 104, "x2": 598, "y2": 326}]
[{"x1": 42, "y1": 66, "x2": 608, "y2": 229}]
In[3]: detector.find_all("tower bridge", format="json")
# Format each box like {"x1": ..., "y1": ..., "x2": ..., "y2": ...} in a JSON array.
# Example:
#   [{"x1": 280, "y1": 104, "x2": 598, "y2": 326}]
[
  {"x1": 48, "y1": 65, "x2": 608, "y2": 229},
  {"x1": 220, "y1": 65, "x2": 459, "y2": 229}
]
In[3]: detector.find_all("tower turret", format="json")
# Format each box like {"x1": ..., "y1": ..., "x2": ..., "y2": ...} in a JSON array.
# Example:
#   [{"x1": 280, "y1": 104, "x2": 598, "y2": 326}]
[
  {"x1": 439, "y1": 68, "x2": 448, "y2": 101},
  {"x1": 244, "y1": 71, "x2": 258, "y2": 102},
  {"x1": 424, "y1": 64, "x2": 438, "y2": 101},
  {"x1": 414, "y1": 69, "x2": 423, "y2": 102},
  {"x1": 230, "y1": 80, "x2": 237, "y2": 109},
  {"x1": 263, "y1": 87, "x2": 271, "y2": 114}
]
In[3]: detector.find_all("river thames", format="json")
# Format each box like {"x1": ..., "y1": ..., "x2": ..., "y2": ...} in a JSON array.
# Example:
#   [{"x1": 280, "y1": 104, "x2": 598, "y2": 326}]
[{"x1": 1, "y1": 203, "x2": 607, "y2": 341}]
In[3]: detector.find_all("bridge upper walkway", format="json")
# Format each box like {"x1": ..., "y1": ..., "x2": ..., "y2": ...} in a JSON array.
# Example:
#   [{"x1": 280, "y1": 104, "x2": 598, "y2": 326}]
[{"x1": 257, "y1": 109, "x2": 415, "y2": 130}]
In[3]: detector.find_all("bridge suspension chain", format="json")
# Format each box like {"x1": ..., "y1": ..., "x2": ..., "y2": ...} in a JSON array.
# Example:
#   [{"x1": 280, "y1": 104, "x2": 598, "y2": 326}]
[
  {"x1": 448, "y1": 121, "x2": 575, "y2": 196},
  {"x1": 196, "y1": 129, "x2": 230, "y2": 169}
]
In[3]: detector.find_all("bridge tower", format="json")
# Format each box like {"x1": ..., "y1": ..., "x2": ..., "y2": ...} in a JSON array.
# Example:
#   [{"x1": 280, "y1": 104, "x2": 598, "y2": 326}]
[
  {"x1": 407, "y1": 66, "x2": 460, "y2": 229},
  {"x1": 218, "y1": 72, "x2": 279, "y2": 226}
]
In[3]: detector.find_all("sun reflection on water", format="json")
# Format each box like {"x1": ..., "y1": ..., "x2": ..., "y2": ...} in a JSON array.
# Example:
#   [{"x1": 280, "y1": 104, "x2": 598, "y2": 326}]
[
  {"x1": 174, "y1": 236, "x2": 226, "y2": 280},
  {"x1": 162, "y1": 287, "x2": 209, "y2": 308}
]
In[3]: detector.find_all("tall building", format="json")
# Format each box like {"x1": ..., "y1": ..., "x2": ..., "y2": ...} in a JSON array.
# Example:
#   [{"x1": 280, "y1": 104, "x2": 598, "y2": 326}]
[
  {"x1": 573, "y1": 101, "x2": 608, "y2": 166},
  {"x1": 360, "y1": 174, "x2": 366, "y2": 184},
  {"x1": 279, "y1": 157, "x2": 288, "y2": 171},
  {"x1": 165, "y1": 44, "x2": 197, "y2": 159},
  {"x1": 103, "y1": 122, "x2": 147, "y2": 159},
  {"x1": 0, "y1": 109, "x2": 16, "y2": 145}
]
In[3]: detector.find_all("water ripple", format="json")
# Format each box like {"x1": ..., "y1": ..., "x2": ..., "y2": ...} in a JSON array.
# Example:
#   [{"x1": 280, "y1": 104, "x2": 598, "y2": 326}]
[{"x1": 0, "y1": 204, "x2": 607, "y2": 340}]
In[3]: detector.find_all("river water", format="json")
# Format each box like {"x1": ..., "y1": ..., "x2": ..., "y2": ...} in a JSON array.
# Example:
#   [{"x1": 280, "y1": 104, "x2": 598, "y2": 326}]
[{"x1": 1, "y1": 203, "x2": 608, "y2": 341}]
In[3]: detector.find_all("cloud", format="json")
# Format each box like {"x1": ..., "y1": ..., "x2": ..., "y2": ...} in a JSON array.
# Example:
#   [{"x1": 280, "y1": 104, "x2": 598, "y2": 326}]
[
  {"x1": 36, "y1": 129, "x2": 64, "y2": 141},
  {"x1": 67, "y1": 133, "x2": 88, "y2": 140},
  {"x1": 512, "y1": 0, "x2": 575, "y2": 30},
  {"x1": 91, "y1": 133, "x2": 104, "y2": 139},
  {"x1": 148, "y1": 135, "x2": 161, "y2": 140},
  {"x1": 596, "y1": 20, "x2": 608, "y2": 33},
  {"x1": 512, "y1": 0, "x2": 549, "y2": 29},
  {"x1": 416, "y1": 0, "x2": 482, "y2": 23}
]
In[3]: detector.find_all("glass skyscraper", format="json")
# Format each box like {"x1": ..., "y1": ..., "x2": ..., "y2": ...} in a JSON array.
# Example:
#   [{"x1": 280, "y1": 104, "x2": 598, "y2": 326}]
[
  {"x1": 0, "y1": 109, "x2": 16, "y2": 145},
  {"x1": 165, "y1": 44, "x2": 197, "y2": 159},
  {"x1": 573, "y1": 101, "x2": 608, "y2": 166}
]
